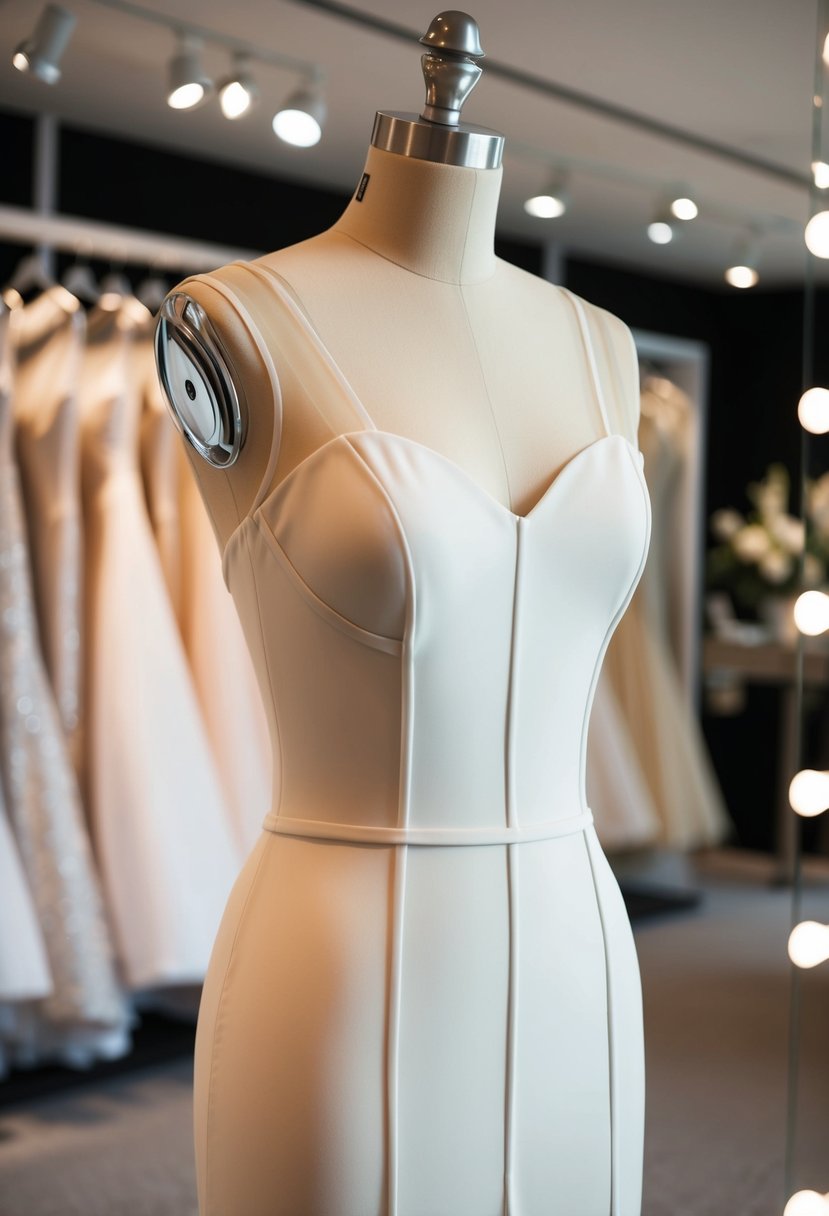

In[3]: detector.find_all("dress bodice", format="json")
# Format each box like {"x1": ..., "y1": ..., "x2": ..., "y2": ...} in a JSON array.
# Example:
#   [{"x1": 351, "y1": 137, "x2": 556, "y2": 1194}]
[{"x1": 204, "y1": 266, "x2": 652, "y2": 844}]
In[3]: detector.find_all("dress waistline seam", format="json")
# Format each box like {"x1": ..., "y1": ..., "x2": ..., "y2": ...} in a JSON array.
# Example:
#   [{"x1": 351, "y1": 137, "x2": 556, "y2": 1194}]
[{"x1": 260, "y1": 809, "x2": 594, "y2": 846}]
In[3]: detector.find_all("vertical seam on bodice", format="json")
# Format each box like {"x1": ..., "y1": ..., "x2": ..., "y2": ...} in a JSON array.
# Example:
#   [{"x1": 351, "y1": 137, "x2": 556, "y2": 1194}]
[
  {"x1": 578, "y1": 443, "x2": 652, "y2": 810},
  {"x1": 345, "y1": 438, "x2": 416, "y2": 1216},
  {"x1": 241, "y1": 524, "x2": 284, "y2": 820}
]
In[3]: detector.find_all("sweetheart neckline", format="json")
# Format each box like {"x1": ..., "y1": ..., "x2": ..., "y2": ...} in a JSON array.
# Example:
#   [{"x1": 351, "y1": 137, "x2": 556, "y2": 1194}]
[{"x1": 223, "y1": 429, "x2": 645, "y2": 564}]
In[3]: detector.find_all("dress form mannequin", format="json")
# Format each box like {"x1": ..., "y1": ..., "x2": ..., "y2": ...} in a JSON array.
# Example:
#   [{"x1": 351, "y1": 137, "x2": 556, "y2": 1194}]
[{"x1": 157, "y1": 13, "x2": 648, "y2": 1215}]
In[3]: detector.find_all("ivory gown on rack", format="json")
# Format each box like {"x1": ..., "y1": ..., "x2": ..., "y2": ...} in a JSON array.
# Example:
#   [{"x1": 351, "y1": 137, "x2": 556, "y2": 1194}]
[
  {"x1": 11, "y1": 286, "x2": 85, "y2": 774},
  {"x1": 79, "y1": 296, "x2": 241, "y2": 989},
  {"x1": 139, "y1": 335, "x2": 271, "y2": 856},
  {"x1": 180, "y1": 264, "x2": 651, "y2": 1216},
  {"x1": 603, "y1": 378, "x2": 729, "y2": 849},
  {"x1": 0, "y1": 303, "x2": 128, "y2": 1067}
]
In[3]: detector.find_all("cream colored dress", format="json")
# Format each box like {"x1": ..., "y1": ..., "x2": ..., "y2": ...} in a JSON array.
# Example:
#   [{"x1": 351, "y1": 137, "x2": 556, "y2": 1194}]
[
  {"x1": 11, "y1": 286, "x2": 85, "y2": 774},
  {"x1": 603, "y1": 382, "x2": 729, "y2": 848},
  {"x1": 0, "y1": 303, "x2": 129, "y2": 1068},
  {"x1": 182, "y1": 266, "x2": 650, "y2": 1216},
  {"x1": 79, "y1": 297, "x2": 241, "y2": 989}
]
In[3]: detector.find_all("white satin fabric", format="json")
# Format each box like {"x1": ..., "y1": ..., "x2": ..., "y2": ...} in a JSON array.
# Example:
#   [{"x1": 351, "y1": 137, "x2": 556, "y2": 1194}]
[{"x1": 190, "y1": 265, "x2": 651, "y2": 1216}]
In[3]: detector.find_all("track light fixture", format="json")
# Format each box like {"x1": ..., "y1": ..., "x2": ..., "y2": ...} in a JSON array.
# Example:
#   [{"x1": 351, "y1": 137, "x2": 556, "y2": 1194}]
[
  {"x1": 724, "y1": 233, "x2": 760, "y2": 287},
  {"x1": 647, "y1": 204, "x2": 675, "y2": 245},
  {"x1": 669, "y1": 195, "x2": 698, "y2": 221},
  {"x1": 12, "y1": 3, "x2": 77, "y2": 85},
  {"x1": 272, "y1": 72, "x2": 326, "y2": 147},
  {"x1": 219, "y1": 53, "x2": 258, "y2": 120},
  {"x1": 524, "y1": 171, "x2": 569, "y2": 220},
  {"x1": 167, "y1": 33, "x2": 212, "y2": 111}
]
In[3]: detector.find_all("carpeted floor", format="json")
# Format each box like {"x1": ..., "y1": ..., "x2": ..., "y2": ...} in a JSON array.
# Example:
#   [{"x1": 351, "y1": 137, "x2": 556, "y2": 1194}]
[{"x1": 0, "y1": 849, "x2": 827, "y2": 1216}]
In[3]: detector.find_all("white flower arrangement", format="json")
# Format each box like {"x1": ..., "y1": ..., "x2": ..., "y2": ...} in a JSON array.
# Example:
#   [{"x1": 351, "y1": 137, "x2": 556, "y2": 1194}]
[{"x1": 707, "y1": 463, "x2": 826, "y2": 615}]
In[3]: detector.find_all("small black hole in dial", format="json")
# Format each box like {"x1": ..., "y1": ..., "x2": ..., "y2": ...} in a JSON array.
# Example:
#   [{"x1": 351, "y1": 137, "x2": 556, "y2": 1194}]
[{"x1": 185, "y1": 379, "x2": 197, "y2": 401}]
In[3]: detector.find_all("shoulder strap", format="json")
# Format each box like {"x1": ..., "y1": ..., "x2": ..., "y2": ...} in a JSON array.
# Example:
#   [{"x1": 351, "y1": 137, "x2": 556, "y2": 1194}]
[
  {"x1": 196, "y1": 268, "x2": 284, "y2": 514},
  {"x1": 557, "y1": 287, "x2": 613, "y2": 438},
  {"x1": 241, "y1": 261, "x2": 378, "y2": 438}
]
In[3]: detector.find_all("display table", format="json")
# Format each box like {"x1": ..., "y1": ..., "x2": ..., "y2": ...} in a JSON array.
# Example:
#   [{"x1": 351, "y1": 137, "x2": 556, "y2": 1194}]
[{"x1": 702, "y1": 636, "x2": 829, "y2": 880}]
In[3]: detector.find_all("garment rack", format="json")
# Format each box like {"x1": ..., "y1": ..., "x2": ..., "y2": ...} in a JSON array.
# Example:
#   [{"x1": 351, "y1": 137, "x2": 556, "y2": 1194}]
[{"x1": 0, "y1": 203, "x2": 260, "y2": 273}]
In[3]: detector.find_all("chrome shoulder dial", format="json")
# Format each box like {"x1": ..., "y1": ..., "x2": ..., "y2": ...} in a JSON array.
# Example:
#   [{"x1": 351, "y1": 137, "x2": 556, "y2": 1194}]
[{"x1": 154, "y1": 291, "x2": 246, "y2": 468}]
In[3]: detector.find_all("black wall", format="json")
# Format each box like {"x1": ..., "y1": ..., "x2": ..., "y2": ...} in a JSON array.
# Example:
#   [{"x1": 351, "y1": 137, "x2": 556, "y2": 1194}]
[{"x1": 2, "y1": 106, "x2": 821, "y2": 853}]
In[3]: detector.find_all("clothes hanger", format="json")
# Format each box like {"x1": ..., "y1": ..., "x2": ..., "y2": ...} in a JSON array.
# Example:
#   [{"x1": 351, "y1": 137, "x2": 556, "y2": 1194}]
[
  {"x1": 62, "y1": 250, "x2": 100, "y2": 305},
  {"x1": 2, "y1": 249, "x2": 55, "y2": 309},
  {"x1": 136, "y1": 267, "x2": 170, "y2": 316}
]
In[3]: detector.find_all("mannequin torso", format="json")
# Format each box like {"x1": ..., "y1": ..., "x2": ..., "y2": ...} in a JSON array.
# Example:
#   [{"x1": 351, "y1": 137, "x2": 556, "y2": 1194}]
[
  {"x1": 159, "y1": 133, "x2": 648, "y2": 1216},
  {"x1": 175, "y1": 145, "x2": 640, "y2": 546}
]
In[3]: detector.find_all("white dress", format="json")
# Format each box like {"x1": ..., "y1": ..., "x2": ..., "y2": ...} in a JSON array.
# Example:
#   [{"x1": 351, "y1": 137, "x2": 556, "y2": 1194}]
[
  {"x1": 79, "y1": 297, "x2": 241, "y2": 989},
  {"x1": 183, "y1": 265, "x2": 650, "y2": 1216},
  {"x1": 0, "y1": 304, "x2": 129, "y2": 1068}
]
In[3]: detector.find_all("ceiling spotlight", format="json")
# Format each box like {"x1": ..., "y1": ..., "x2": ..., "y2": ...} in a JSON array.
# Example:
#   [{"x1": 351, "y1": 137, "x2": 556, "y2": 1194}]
[
  {"x1": 805, "y1": 209, "x2": 829, "y2": 258},
  {"x1": 647, "y1": 220, "x2": 673, "y2": 245},
  {"x1": 167, "y1": 33, "x2": 212, "y2": 111},
  {"x1": 219, "y1": 53, "x2": 258, "y2": 120},
  {"x1": 813, "y1": 161, "x2": 829, "y2": 189},
  {"x1": 524, "y1": 171, "x2": 569, "y2": 220},
  {"x1": 670, "y1": 196, "x2": 698, "y2": 221},
  {"x1": 724, "y1": 234, "x2": 760, "y2": 288},
  {"x1": 273, "y1": 74, "x2": 326, "y2": 147},
  {"x1": 724, "y1": 264, "x2": 759, "y2": 288},
  {"x1": 12, "y1": 3, "x2": 76, "y2": 85}
]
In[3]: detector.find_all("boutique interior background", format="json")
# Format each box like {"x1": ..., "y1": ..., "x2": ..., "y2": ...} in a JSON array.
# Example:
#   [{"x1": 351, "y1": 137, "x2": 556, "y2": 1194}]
[
  {"x1": 0, "y1": 0, "x2": 820, "y2": 283},
  {"x1": 0, "y1": 2, "x2": 829, "y2": 1216}
]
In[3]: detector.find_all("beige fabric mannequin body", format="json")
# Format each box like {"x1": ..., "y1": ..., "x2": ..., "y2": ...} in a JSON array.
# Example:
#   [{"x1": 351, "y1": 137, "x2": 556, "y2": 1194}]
[{"x1": 173, "y1": 146, "x2": 648, "y2": 1216}]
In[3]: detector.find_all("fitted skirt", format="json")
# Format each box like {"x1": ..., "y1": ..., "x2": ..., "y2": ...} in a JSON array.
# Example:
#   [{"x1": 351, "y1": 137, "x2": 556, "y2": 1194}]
[{"x1": 193, "y1": 823, "x2": 644, "y2": 1216}]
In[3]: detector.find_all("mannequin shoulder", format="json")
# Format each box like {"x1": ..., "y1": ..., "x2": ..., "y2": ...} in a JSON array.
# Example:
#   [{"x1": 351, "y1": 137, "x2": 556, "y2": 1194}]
[{"x1": 493, "y1": 262, "x2": 640, "y2": 444}]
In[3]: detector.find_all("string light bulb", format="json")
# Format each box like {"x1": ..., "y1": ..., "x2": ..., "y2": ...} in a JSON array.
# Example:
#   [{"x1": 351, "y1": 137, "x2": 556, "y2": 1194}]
[
  {"x1": 789, "y1": 769, "x2": 829, "y2": 817},
  {"x1": 788, "y1": 920, "x2": 829, "y2": 968},
  {"x1": 785, "y1": 1192, "x2": 829, "y2": 1216},
  {"x1": 805, "y1": 210, "x2": 829, "y2": 258},
  {"x1": 798, "y1": 386, "x2": 829, "y2": 434},
  {"x1": 794, "y1": 591, "x2": 829, "y2": 636}
]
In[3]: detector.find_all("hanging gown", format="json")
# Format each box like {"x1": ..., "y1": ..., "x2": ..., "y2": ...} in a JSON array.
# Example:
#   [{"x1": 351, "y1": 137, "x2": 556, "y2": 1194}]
[
  {"x1": 80, "y1": 296, "x2": 241, "y2": 990},
  {"x1": 603, "y1": 381, "x2": 729, "y2": 849},
  {"x1": 139, "y1": 329, "x2": 183, "y2": 620},
  {"x1": 138, "y1": 336, "x2": 271, "y2": 857},
  {"x1": 0, "y1": 303, "x2": 129, "y2": 1069},
  {"x1": 178, "y1": 266, "x2": 650, "y2": 1216},
  {"x1": 11, "y1": 286, "x2": 85, "y2": 776}
]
